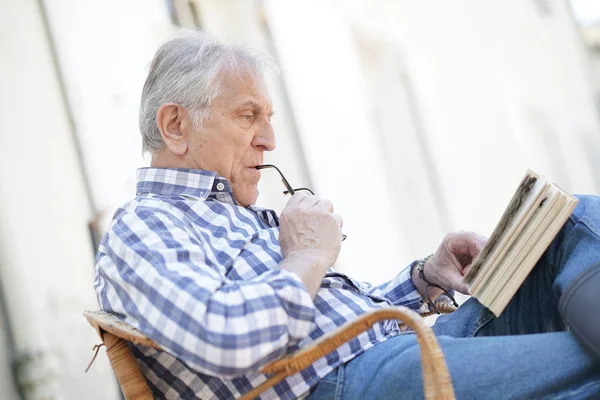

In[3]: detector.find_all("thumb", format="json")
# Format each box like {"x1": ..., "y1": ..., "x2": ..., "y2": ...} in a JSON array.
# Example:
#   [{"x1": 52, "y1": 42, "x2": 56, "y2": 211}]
[
  {"x1": 457, "y1": 279, "x2": 470, "y2": 296},
  {"x1": 444, "y1": 267, "x2": 470, "y2": 295}
]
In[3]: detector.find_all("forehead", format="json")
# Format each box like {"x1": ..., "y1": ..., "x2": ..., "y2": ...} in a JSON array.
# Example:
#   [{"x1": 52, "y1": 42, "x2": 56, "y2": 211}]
[{"x1": 217, "y1": 67, "x2": 272, "y2": 109}]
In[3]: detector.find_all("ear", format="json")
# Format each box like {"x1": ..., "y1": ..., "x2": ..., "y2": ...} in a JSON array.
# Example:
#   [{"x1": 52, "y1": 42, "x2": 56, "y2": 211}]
[{"x1": 156, "y1": 103, "x2": 188, "y2": 155}]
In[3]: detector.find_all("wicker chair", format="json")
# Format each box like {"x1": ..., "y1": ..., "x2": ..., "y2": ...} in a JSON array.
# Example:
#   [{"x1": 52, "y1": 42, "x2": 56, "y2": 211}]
[{"x1": 84, "y1": 304, "x2": 457, "y2": 400}]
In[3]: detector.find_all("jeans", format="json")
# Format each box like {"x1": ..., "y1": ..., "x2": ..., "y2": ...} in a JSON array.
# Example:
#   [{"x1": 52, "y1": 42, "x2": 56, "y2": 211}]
[{"x1": 309, "y1": 195, "x2": 600, "y2": 399}]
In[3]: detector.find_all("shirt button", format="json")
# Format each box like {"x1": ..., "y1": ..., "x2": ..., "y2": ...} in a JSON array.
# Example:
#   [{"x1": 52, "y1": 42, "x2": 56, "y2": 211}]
[{"x1": 216, "y1": 182, "x2": 225, "y2": 191}]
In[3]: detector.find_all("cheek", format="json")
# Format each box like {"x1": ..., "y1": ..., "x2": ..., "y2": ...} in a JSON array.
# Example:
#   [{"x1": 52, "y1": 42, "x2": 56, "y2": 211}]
[{"x1": 233, "y1": 134, "x2": 257, "y2": 164}]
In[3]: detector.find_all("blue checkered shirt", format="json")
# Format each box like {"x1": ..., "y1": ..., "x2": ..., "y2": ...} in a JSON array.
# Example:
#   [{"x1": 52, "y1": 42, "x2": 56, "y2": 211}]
[{"x1": 94, "y1": 168, "x2": 426, "y2": 399}]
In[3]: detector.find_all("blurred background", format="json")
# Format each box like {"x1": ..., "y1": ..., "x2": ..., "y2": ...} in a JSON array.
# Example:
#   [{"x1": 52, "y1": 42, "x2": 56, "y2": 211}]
[{"x1": 1, "y1": 0, "x2": 599, "y2": 398}]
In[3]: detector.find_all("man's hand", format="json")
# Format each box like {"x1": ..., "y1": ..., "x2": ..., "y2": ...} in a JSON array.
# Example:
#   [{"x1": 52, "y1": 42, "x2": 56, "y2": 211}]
[
  {"x1": 413, "y1": 231, "x2": 487, "y2": 299},
  {"x1": 278, "y1": 193, "x2": 343, "y2": 297}
]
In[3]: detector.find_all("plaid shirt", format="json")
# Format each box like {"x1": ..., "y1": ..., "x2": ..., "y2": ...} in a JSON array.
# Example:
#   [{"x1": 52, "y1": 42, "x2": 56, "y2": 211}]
[{"x1": 94, "y1": 168, "x2": 426, "y2": 399}]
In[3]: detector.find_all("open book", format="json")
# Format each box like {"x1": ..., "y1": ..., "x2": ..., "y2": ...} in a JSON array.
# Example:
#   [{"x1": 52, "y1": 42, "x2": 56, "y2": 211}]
[{"x1": 463, "y1": 170, "x2": 578, "y2": 317}]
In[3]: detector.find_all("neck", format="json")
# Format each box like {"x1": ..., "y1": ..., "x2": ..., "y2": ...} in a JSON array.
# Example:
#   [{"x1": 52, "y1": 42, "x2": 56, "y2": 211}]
[{"x1": 150, "y1": 149, "x2": 193, "y2": 169}]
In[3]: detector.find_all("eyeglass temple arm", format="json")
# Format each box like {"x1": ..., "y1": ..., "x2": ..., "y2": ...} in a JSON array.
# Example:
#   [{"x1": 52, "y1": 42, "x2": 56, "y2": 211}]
[
  {"x1": 283, "y1": 188, "x2": 315, "y2": 195},
  {"x1": 255, "y1": 164, "x2": 296, "y2": 195}
]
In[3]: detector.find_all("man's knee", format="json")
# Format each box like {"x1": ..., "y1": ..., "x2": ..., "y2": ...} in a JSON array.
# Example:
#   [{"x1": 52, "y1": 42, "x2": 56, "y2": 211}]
[
  {"x1": 572, "y1": 195, "x2": 600, "y2": 238},
  {"x1": 572, "y1": 195, "x2": 600, "y2": 221}
]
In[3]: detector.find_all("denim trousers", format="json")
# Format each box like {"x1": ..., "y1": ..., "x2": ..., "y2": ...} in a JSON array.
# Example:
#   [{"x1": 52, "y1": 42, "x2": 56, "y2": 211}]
[{"x1": 308, "y1": 195, "x2": 600, "y2": 399}]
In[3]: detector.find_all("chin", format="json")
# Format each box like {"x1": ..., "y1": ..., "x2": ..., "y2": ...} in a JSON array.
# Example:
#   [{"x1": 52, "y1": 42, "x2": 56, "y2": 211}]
[{"x1": 234, "y1": 186, "x2": 258, "y2": 207}]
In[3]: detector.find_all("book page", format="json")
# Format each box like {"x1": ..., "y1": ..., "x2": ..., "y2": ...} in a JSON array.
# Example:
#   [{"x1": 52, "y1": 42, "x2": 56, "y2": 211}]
[
  {"x1": 479, "y1": 188, "x2": 561, "y2": 305},
  {"x1": 465, "y1": 170, "x2": 547, "y2": 290}
]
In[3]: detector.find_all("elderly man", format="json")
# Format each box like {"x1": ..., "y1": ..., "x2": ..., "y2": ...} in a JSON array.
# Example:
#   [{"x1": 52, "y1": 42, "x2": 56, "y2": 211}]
[{"x1": 94, "y1": 31, "x2": 600, "y2": 399}]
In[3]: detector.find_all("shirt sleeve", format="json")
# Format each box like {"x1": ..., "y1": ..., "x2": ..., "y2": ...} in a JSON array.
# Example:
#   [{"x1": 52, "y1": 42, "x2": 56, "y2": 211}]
[
  {"x1": 357, "y1": 261, "x2": 428, "y2": 312},
  {"x1": 94, "y1": 208, "x2": 316, "y2": 378}
]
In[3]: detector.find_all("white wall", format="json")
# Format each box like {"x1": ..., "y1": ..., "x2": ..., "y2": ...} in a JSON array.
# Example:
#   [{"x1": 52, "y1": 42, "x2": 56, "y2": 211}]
[
  {"x1": 591, "y1": 51, "x2": 600, "y2": 97},
  {"x1": 0, "y1": 0, "x2": 118, "y2": 398},
  {"x1": 41, "y1": 0, "x2": 176, "y2": 233},
  {"x1": 340, "y1": 0, "x2": 600, "y2": 254},
  {"x1": 354, "y1": 36, "x2": 450, "y2": 257}
]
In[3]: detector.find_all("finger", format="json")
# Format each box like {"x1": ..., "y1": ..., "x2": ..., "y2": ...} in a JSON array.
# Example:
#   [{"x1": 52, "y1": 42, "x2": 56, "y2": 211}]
[
  {"x1": 444, "y1": 267, "x2": 470, "y2": 295},
  {"x1": 462, "y1": 262, "x2": 476, "y2": 277},
  {"x1": 304, "y1": 195, "x2": 321, "y2": 207},
  {"x1": 448, "y1": 251, "x2": 468, "y2": 274},
  {"x1": 447, "y1": 232, "x2": 488, "y2": 274},
  {"x1": 429, "y1": 260, "x2": 469, "y2": 295},
  {"x1": 447, "y1": 232, "x2": 487, "y2": 258},
  {"x1": 332, "y1": 212, "x2": 343, "y2": 228},
  {"x1": 315, "y1": 198, "x2": 334, "y2": 212},
  {"x1": 286, "y1": 192, "x2": 309, "y2": 206},
  {"x1": 456, "y1": 279, "x2": 470, "y2": 295}
]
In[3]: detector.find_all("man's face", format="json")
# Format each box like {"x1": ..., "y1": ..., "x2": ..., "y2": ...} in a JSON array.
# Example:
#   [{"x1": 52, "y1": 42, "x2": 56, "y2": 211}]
[{"x1": 188, "y1": 68, "x2": 275, "y2": 206}]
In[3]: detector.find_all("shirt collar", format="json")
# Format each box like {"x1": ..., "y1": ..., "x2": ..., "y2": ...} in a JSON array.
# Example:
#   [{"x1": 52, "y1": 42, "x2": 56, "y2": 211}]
[{"x1": 136, "y1": 167, "x2": 235, "y2": 203}]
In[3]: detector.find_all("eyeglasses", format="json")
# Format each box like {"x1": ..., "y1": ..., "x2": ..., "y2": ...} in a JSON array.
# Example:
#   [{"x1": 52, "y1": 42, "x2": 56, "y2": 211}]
[{"x1": 256, "y1": 164, "x2": 347, "y2": 241}]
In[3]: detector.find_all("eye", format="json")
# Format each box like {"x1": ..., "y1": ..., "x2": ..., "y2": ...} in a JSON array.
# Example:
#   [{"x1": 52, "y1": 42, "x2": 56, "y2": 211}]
[
  {"x1": 240, "y1": 111, "x2": 256, "y2": 122},
  {"x1": 237, "y1": 111, "x2": 255, "y2": 129}
]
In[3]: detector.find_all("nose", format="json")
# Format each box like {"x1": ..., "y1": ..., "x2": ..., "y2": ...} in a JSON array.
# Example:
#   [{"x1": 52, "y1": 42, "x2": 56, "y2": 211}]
[{"x1": 252, "y1": 117, "x2": 276, "y2": 152}]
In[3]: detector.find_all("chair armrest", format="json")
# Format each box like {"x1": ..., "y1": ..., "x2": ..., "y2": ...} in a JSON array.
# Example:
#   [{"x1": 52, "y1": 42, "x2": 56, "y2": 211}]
[
  {"x1": 83, "y1": 310, "x2": 162, "y2": 350},
  {"x1": 241, "y1": 306, "x2": 455, "y2": 400}
]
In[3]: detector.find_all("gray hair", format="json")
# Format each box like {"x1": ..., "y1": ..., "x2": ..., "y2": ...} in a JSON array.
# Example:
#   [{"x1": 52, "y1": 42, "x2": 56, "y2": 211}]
[{"x1": 139, "y1": 30, "x2": 273, "y2": 153}]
